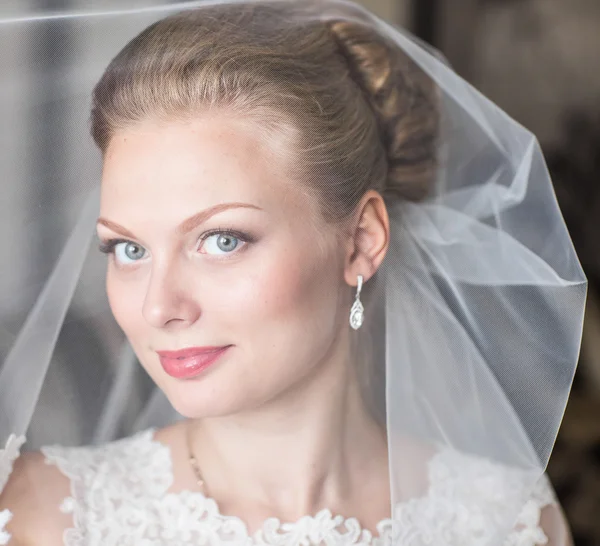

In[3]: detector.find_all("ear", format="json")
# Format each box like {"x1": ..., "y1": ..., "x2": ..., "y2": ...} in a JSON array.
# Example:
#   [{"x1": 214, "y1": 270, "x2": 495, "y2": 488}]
[{"x1": 343, "y1": 190, "x2": 390, "y2": 287}]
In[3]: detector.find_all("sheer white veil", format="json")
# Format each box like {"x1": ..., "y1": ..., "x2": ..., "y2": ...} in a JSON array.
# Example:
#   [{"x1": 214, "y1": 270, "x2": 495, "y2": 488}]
[{"x1": 0, "y1": 1, "x2": 587, "y2": 544}]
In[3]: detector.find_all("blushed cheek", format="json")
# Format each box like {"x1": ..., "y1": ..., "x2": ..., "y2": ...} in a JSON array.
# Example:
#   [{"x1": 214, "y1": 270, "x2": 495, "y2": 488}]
[
  {"x1": 260, "y1": 265, "x2": 309, "y2": 317},
  {"x1": 237, "y1": 250, "x2": 337, "y2": 335}
]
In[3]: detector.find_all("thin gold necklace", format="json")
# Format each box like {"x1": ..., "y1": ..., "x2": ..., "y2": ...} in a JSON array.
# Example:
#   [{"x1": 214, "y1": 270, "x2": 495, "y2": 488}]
[{"x1": 186, "y1": 421, "x2": 206, "y2": 492}]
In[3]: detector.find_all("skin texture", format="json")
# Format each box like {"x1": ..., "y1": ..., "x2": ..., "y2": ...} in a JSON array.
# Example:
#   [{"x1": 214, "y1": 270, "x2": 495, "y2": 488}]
[
  {"x1": 96, "y1": 115, "x2": 392, "y2": 532},
  {"x1": 98, "y1": 115, "x2": 374, "y2": 421}
]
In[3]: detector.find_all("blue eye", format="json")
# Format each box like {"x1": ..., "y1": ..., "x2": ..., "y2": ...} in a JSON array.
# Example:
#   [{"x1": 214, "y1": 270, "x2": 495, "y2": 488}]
[
  {"x1": 115, "y1": 241, "x2": 147, "y2": 263},
  {"x1": 200, "y1": 231, "x2": 244, "y2": 255},
  {"x1": 98, "y1": 228, "x2": 252, "y2": 265},
  {"x1": 98, "y1": 239, "x2": 147, "y2": 265}
]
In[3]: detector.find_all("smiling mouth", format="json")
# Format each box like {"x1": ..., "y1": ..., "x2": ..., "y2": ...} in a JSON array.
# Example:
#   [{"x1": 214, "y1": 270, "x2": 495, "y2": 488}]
[{"x1": 157, "y1": 346, "x2": 231, "y2": 379}]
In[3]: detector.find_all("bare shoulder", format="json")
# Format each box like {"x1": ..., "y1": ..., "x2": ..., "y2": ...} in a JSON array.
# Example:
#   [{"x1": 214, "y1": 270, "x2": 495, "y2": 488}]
[
  {"x1": 540, "y1": 499, "x2": 575, "y2": 546},
  {"x1": 0, "y1": 450, "x2": 71, "y2": 546}
]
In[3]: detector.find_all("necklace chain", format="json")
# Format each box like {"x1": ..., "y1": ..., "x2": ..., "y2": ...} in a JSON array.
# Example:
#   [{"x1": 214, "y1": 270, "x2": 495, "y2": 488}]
[{"x1": 186, "y1": 421, "x2": 206, "y2": 491}]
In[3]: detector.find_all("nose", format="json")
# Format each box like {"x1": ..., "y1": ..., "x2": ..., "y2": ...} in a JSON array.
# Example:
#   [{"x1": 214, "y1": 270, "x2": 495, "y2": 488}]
[{"x1": 142, "y1": 261, "x2": 201, "y2": 330}]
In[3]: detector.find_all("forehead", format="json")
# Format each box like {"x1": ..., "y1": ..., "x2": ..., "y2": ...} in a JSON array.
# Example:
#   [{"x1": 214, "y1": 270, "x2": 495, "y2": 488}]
[
  {"x1": 99, "y1": 116, "x2": 314, "y2": 219},
  {"x1": 103, "y1": 117, "x2": 273, "y2": 190}
]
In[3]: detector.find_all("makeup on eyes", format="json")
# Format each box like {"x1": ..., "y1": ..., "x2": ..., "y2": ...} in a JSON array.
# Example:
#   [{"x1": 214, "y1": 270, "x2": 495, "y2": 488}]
[{"x1": 97, "y1": 227, "x2": 257, "y2": 264}]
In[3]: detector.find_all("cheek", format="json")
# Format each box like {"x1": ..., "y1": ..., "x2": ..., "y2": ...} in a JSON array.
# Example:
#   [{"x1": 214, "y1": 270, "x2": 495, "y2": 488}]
[
  {"x1": 105, "y1": 270, "x2": 144, "y2": 338},
  {"x1": 221, "y1": 247, "x2": 341, "y2": 355}
]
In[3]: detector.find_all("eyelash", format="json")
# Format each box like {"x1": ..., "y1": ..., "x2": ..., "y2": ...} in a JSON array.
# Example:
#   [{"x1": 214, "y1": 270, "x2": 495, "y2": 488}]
[{"x1": 98, "y1": 227, "x2": 254, "y2": 260}]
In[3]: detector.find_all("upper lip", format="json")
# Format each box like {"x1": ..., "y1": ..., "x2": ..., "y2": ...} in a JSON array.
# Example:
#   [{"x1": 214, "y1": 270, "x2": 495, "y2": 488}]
[{"x1": 156, "y1": 346, "x2": 230, "y2": 359}]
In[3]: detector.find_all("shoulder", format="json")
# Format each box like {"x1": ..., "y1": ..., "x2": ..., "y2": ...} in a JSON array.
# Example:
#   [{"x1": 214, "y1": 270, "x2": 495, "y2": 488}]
[
  {"x1": 393, "y1": 448, "x2": 571, "y2": 546},
  {"x1": 0, "y1": 428, "x2": 169, "y2": 546},
  {"x1": 0, "y1": 450, "x2": 71, "y2": 546},
  {"x1": 538, "y1": 501, "x2": 574, "y2": 546},
  {"x1": 39, "y1": 428, "x2": 171, "y2": 497},
  {"x1": 520, "y1": 475, "x2": 573, "y2": 546}
]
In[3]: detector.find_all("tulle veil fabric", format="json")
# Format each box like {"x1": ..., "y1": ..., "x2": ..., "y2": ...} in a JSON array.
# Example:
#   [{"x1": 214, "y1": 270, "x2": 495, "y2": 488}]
[{"x1": 0, "y1": 1, "x2": 587, "y2": 544}]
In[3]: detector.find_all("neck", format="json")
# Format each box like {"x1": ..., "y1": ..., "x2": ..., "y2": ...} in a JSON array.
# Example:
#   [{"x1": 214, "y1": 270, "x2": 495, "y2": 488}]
[{"x1": 188, "y1": 331, "x2": 388, "y2": 523}]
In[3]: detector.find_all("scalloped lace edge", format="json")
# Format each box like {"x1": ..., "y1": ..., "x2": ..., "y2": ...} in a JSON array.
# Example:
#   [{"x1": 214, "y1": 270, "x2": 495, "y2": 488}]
[
  {"x1": 0, "y1": 434, "x2": 26, "y2": 545},
  {"x1": 0, "y1": 430, "x2": 558, "y2": 546},
  {"x1": 42, "y1": 430, "x2": 558, "y2": 546}
]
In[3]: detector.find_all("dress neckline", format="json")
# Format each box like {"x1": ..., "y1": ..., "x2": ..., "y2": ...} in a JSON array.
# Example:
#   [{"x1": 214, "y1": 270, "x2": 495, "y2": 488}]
[
  {"x1": 11, "y1": 427, "x2": 553, "y2": 545},
  {"x1": 144, "y1": 427, "x2": 395, "y2": 543}
]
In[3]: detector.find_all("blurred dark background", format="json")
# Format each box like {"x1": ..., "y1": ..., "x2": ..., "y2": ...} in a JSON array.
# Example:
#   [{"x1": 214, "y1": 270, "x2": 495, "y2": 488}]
[{"x1": 0, "y1": 0, "x2": 598, "y2": 543}]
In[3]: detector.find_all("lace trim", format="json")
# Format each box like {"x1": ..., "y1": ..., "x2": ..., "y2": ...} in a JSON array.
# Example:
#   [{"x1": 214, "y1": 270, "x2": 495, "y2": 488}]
[
  {"x1": 508, "y1": 475, "x2": 555, "y2": 546},
  {"x1": 42, "y1": 429, "x2": 392, "y2": 545},
  {"x1": 0, "y1": 435, "x2": 25, "y2": 493},
  {"x1": 253, "y1": 509, "x2": 392, "y2": 545},
  {"x1": 0, "y1": 429, "x2": 558, "y2": 546},
  {"x1": 0, "y1": 433, "x2": 26, "y2": 546},
  {"x1": 40, "y1": 430, "x2": 557, "y2": 546},
  {"x1": 390, "y1": 449, "x2": 555, "y2": 546},
  {"x1": 0, "y1": 510, "x2": 12, "y2": 546}
]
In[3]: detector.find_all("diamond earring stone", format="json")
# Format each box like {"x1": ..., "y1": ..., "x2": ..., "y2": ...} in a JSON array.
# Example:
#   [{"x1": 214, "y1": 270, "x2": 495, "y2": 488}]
[{"x1": 349, "y1": 274, "x2": 364, "y2": 330}]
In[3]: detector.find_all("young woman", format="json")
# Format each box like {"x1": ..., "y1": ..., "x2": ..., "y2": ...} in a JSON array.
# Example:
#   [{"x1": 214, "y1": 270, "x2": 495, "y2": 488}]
[{"x1": 0, "y1": 1, "x2": 585, "y2": 544}]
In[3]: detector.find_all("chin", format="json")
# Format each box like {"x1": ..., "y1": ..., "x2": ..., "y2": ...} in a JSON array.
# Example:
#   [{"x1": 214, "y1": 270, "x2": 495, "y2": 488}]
[{"x1": 160, "y1": 377, "x2": 249, "y2": 419}]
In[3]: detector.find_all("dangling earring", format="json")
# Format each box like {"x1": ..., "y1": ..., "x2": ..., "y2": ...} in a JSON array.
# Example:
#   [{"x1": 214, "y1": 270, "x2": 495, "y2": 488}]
[{"x1": 349, "y1": 274, "x2": 364, "y2": 330}]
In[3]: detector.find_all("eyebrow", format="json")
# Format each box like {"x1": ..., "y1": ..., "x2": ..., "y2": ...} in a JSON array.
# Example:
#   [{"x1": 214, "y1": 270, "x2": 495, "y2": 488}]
[{"x1": 96, "y1": 202, "x2": 263, "y2": 238}]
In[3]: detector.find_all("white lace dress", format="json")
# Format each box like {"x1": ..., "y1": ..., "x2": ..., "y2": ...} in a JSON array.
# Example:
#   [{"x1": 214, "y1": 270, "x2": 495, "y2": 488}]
[{"x1": 0, "y1": 429, "x2": 556, "y2": 546}]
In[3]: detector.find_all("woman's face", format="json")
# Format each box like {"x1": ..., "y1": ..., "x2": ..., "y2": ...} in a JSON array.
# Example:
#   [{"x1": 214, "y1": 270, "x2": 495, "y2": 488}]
[{"x1": 97, "y1": 116, "x2": 349, "y2": 418}]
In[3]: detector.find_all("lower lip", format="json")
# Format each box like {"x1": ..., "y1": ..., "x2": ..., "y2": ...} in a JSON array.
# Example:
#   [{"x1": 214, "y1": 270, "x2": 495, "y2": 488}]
[{"x1": 158, "y1": 346, "x2": 231, "y2": 379}]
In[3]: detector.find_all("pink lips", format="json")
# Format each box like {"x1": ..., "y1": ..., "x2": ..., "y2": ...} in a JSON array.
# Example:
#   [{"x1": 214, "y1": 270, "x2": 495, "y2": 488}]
[{"x1": 156, "y1": 346, "x2": 231, "y2": 379}]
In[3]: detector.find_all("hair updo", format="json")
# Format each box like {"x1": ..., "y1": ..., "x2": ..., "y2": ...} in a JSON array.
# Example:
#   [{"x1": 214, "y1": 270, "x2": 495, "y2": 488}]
[{"x1": 91, "y1": 0, "x2": 439, "y2": 225}]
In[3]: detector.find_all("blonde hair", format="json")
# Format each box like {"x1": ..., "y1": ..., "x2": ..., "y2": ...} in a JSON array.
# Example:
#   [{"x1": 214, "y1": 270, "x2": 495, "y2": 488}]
[{"x1": 91, "y1": 0, "x2": 439, "y2": 224}]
